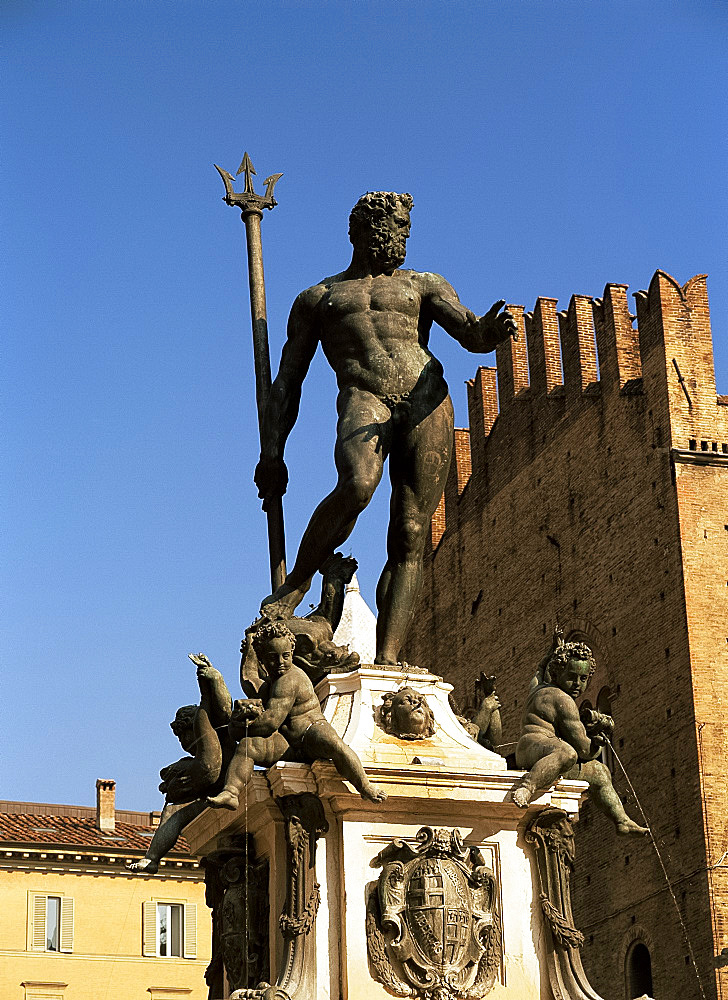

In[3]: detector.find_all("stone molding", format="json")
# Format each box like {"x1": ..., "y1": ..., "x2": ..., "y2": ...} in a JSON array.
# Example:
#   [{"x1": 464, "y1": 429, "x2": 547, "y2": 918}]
[
  {"x1": 525, "y1": 808, "x2": 605, "y2": 1000},
  {"x1": 229, "y1": 793, "x2": 327, "y2": 1000}
]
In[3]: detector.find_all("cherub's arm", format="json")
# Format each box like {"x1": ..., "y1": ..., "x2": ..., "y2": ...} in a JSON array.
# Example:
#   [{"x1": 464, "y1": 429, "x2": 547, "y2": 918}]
[
  {"x1": 554, "y1": 693, "x2": 602, "y2": 760},
  {"x1": 421, "y1": 273, "x2": 516, "y2": 354},
  {"x1": 190, "y1": 654, "x2": 233, "y2": 726},
  {"x1": 245, "y1": 680, "x2": 296, "y2": 738}
]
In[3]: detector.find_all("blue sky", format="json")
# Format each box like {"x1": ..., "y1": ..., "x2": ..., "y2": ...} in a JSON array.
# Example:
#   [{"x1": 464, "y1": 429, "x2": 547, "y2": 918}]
[{"x1": 3, "y1": 0, "x2": 726, "y2": 810}]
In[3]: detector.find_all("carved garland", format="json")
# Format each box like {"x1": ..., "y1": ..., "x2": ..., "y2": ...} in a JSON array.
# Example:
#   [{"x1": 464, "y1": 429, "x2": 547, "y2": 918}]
[
  {"x1": 230, "y1": 793, "x2": 328, "y2": 1000},
  {"x1": 539, "y1": 894, "x2": 585, "y2": 949},
  {"x1": 279, "y1": 884, "x2": 321, "y2": 937}
]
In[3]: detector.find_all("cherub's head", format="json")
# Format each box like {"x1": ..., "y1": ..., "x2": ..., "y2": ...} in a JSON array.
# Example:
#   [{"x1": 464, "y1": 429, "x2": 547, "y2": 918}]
[
  {"x1": 546, "y1": 641, "x2": 596, "y2": 700},
  {"x1": 380, "y1": 686, "x2": 436, "y2": 740},
  {"x1": 170, "y1": 705, "x2": 197, "y2": 752},
  {"x1": 253, "y1": 621, "x2": 296, "y2": 676},
  {"x1": 348, "y1": 191, "x2": 413, "y2": 271}
]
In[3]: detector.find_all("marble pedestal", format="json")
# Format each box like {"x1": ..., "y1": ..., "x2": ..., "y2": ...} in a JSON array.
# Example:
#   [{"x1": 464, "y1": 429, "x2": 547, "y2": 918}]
[{"x1": 185, "y1": 665, "x2": 594, "y2": 1000}]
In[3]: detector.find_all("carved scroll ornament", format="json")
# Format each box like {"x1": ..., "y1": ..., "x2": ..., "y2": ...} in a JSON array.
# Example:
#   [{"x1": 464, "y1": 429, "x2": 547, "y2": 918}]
[
  {"x1": 202, "y1": 835, "x2": 269, "y2": 998},
  {"x1": 525, "y1": 808, "x2": 605, "y2": 1000},
  {"x1": 230, "y1": 793, "x2": 328, "y2": 1000}
]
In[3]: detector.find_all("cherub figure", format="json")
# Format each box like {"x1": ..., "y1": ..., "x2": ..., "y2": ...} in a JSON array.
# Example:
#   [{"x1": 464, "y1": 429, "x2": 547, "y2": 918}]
[
  {"x1": 128, "y1": 654, "x2": 234, "y2": 874},
  {"x1": 470, "y1": 673, "x2": 503, "y2": 753},
  {"x1": 240, "y1": 553, "x2": 360, "y2": 696},
  {"x1": 512, "y1": 638, "x2": 647, "y2": 836},
  {"x1": 207, "y1": 621, "x2": 386, "y2": 810}
]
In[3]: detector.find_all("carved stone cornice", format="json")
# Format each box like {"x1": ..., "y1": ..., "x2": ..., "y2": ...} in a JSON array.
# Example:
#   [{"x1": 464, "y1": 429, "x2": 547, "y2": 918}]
[
  {"x1": 671, "y1": 446, "x2": 728, "y2": 468},
  {"x1": 0, "y1": 847, "x2": 200, "y2": 879}
]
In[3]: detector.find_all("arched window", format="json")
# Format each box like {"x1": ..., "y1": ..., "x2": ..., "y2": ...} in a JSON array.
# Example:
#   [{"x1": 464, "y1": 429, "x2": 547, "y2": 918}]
[
  {"x1": 625, "y1": 940, "x2": 653, "y2": 998},
  {"x1": 596, "y1": 686, "x2": 616, "y2": 774}
]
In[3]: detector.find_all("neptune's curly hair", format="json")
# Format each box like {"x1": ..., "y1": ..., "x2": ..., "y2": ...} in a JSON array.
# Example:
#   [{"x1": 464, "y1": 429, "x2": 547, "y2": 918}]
[{"x1": 348, "y1": 191, "x2": 413, "y2": 244}]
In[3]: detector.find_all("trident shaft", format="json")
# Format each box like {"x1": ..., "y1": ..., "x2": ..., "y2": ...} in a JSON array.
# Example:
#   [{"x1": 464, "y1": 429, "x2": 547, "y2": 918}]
[{"x1": 215, "y1": 153, "x2": 285, "y2": 591}]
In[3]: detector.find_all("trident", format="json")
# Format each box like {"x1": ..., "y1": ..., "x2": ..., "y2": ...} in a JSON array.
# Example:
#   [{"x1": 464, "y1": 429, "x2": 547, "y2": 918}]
[{"x1": 215, "y1": 153, "x2": 286, "y2": 591}]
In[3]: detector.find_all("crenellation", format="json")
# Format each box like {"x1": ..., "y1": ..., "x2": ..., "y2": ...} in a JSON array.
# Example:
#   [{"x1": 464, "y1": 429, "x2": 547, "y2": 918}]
[
  {"x1": 426, "y1": 272, "x2": 724, "y2": 558},
  {"x1": 592, "y1": 283, "x2": 641, "y2": 393},
  {"x1": 558, "y1": 294, "x2": 599, "y2": 399},
  {"x1": 441, "y1": 428, "x2": 472, "y2": 534},
  {"x1": 466, "y1": 366, "x2": 498, "y2": 476},
  {"x1": 635, "y1": 270, "x2": 719, "y2": 447},
  {"x1": 453, "y1": 427, "x2": 472, "y2": 495},
  {"x1": 525, "y1": 296, "x2": 562, "y2": 396},
  {"x1": 495, "y1": 304, "x2": 529, "y2": 405},
  {"x1": 407, "y1": 265, "x2": 726, "y2": 1000}
]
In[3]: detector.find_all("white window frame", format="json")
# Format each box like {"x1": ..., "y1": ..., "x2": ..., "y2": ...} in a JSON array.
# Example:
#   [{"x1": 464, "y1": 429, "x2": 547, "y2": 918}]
[
  {"x1": 21, "y1": 982, "x2": 67, "y2": 1000},
  {"x1": 142, "y1": 900, "x2": 196, "y2": 959},
  {"x1": 156, "y1": 901, "x2": 183, "y2": 957},
  {"x1": 28, "y1": 893, "x2": 74, "y2": 953},
  {"x1": 46, "y1": 896, "x2": 61, "y2": 952}
]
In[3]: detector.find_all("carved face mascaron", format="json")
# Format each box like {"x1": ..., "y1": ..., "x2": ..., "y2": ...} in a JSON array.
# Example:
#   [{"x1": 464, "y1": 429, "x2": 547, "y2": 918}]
[{"x1": 380, "y1": 687, "x2": 436, "y2": 740}]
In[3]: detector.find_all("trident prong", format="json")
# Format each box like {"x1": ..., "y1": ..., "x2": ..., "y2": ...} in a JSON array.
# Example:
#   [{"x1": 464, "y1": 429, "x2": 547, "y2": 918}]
[
  {"x1": 216, "y1": 152, "x2": 281, "y2": 215},
  {"x1": 236, "y1": 151, "x2": 256, "y2": 194},
  {"x1": 263, "y1": 173, "x2": 284, "y2": 205},
  {"x1": 214, "y1": 164, "x2": 237, "y2": 202}
]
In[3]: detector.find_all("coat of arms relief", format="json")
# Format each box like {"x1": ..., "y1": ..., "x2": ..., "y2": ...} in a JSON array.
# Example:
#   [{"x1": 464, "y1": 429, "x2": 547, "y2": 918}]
[{"x1": 366, "y1": 827, "x2": 501, "y2": 999}]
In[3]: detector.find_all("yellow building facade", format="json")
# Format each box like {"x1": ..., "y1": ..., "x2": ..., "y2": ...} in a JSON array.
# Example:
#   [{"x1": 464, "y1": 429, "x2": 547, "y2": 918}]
[{"x1": 0, "y1": 781, "x2": 211, "y2": 1000}]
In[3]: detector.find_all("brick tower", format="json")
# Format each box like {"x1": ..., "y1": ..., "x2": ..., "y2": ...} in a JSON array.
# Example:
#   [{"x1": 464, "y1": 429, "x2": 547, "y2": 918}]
[{"x1": 403, "y1": 271, "x2": 727, "y2": 1000}]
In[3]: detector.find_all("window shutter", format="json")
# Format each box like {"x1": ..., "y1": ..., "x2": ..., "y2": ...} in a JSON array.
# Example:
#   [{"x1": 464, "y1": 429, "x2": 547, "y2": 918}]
[
  {"x1": 183, "y1": 903, "x2": 197, "y2": 959},
  {"x1": 142, "y1": 901, "x2": 157, "y2": 957},
  {"x1": 32, "y1": 894, "x2": 47, "y2": 950},
  {"x1": 59, "y1": 895, "x2": 74, "y2": 952}
]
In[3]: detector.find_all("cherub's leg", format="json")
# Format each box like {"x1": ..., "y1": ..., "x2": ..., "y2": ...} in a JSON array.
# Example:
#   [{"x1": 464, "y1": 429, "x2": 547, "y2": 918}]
[
  {"x1": 580, "y1": 760, "x2": 648, "y2": 835},
  {"x1": 207, "y1": 734, "x2": 288, "y2": 810},
  {"x1": 513, "y1": 738, "x2": 578, "y2": 808},
  {"x1": 127, "y1": 800, "x2": 205, "y2": 874},
  {"x1": 305, "y1": 724, "x2": 386, "y2": 803},
  {"x1": 192, "y1": 702, "x2": 223, "y2": 787}
]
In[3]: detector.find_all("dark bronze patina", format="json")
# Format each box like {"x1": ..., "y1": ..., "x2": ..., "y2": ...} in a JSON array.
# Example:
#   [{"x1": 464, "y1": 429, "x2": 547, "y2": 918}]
[
  {"x1": 378, "y1": 686, "x2": 436, "y2": 740},
  {"x1": 255, "y1": 191, "x2": 517, "y2": 664},
  {"x1": 513, "y1": 633, "x2": 648, "y2": 836},
  {"x1": 202, "y1": 834, "x2": 269, "y2": 996},
  {"x1": 127, "y1": 654, "x2": 235, "y2": 874}
]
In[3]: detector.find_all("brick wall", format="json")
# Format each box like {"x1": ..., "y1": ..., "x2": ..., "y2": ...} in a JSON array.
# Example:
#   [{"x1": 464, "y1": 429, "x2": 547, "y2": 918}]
[{"x1": 404, "y1": 271, "x2": 727, "y2": 1000}]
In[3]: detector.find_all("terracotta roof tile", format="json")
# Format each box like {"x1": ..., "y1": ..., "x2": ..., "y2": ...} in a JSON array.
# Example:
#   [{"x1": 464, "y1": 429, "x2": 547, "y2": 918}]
[{"x1": 0, "y1": 813, "x2": 191, "y2": 856}]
